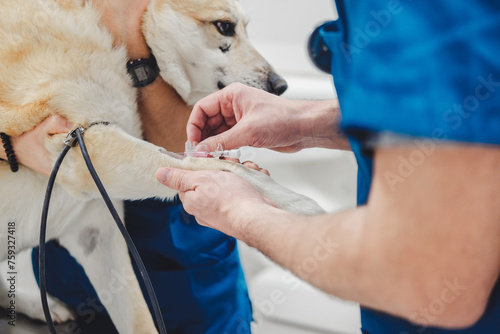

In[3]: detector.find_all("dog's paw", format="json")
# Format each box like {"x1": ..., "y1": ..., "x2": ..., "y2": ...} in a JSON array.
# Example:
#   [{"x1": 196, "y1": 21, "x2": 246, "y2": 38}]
[
  {"x1": 49, "y1": 297, "x2": 76, "y2": 324},
  {"x1": 19, "y1": 295, "x2": 75, "y2": 324},
  {"x1": 237, "y1": 166, "x2": 325, "y2": 215},
  {"x1": 278, "y1": 191, "x2": 326, "y2": 215}
]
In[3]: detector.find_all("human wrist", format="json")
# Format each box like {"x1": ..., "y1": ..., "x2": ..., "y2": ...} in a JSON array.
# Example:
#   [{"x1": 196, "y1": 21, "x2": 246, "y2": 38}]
[
  {"x1": 238, "y1": 203, "x2": 295, "y2": 247},
  {"x1": 241, "y1": 207, "x2": 305, "y2": 269},
  {"x1": 126, "y1": 34, "x2": 151, "y2": 60},
  {"x1": 298, "y1": 99, "x2": 349, "y2": 150}
]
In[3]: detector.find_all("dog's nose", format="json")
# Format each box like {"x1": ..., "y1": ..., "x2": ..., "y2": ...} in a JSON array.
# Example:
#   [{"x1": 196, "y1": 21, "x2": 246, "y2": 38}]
[{"x1": 268, "y1": 73, "x2": 288, "y2": 96}]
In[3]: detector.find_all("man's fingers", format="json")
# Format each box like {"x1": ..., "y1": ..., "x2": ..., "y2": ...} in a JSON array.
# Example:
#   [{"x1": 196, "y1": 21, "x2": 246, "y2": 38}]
[
  {"x1": 199, "y1": 123, "x2": 251, "y2": 153},
  {"x1": 44, "y1": 116, "x2": 73, "y2": 135},
  {"x1": 206, "y1": 113, "x2": 225, "y2": 130},
  {"x1": 188, "y1": 93, "x2": 226, "y2": 143},
  {"x1": 157, "y1": 167, "x2": 196, "y2": 192},
  {"x1": 187, "y1": 87, "x2": 240, "y2": 143},
  {"x1": 199, "y1": 134, "x2": 229, "y2": 153}
]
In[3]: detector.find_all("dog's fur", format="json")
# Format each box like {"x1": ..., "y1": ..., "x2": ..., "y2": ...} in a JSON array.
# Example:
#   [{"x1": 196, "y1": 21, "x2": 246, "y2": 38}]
[{"x1": 0, "y1": 0, "x2": 323, "y2": 332}]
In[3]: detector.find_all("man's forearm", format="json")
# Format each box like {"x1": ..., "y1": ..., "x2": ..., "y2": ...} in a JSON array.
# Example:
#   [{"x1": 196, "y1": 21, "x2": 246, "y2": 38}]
[
  {"x1": 296, "y1": 99, "x2": 351, "y2": 151},
  {"x1": 238, "y1": 194, "x2": 486, "y2": 328},
  {"x1": 137, "y1": 78, "x2": 192, "y2": 152},
  {"x1": 241, "y1": 205, "x2": 367, "y2": 304}
]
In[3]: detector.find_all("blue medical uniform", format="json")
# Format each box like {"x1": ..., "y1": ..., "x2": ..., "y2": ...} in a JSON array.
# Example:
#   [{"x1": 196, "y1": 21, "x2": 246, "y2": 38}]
[
  {"x1": 313, "y1": 0, "x2": 500, "y2": 332},
  {"x1": 33, "y1": 198, "x2": 252, "y2": 333}
]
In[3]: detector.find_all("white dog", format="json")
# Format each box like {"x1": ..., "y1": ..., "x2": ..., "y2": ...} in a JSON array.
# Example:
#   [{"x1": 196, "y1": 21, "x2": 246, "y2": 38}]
[{"x1": 0, "y1": 0, "x2": 323, "y2": 333}]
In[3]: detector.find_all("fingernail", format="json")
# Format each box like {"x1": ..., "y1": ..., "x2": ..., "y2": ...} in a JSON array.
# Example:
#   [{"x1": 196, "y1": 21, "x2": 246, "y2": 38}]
[
  {"x1": 197, "y1": 143, "x2": 209, "y2": 152},
  {"x1": 157, "y1": 168, "x2": 171, "y2": 183}
]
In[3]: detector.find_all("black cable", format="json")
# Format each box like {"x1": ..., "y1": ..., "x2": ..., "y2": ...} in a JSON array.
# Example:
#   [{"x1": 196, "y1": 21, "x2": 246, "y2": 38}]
[
  {"x1": 39, "y1": 127, "x2": 167, "y2": 334},
  {"x1": 39, "y1": 143, "x2": 71, "y2": 334},
  {"x1": 74, "y1": 129, "x2": 167, "y2": 334}
]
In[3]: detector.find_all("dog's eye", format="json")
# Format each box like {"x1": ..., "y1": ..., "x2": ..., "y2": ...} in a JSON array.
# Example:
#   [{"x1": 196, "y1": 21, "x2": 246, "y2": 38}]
[{"x1": 213, "y1": 20, "x2": 235, "y2": 37}]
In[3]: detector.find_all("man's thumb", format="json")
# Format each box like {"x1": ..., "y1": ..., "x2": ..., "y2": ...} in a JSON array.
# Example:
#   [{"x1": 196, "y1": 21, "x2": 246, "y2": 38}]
[
  {"x1": 45, "y1": 115, "x2": 73, "y2": 134},
  {"x1": 199, "y1": 128, "x2": 244, "y2": 152},
  {"x1": 156, "y1": 168, "x2": 172, "y2": 184},
  {"x1": 157, "y1": 167, "x2": 195, "y2": 192}
]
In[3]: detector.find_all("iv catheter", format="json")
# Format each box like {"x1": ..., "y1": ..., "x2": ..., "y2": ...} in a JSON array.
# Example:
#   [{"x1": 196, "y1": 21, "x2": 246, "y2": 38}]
[{"x1": 182, "y1": 142, "x2": 241, "y2": 159}]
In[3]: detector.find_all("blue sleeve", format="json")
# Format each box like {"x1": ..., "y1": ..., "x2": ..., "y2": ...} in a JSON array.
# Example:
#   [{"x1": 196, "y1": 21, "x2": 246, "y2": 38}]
[
  {"x1": 322, "y1": 1, "x2": 500, "y2": 333},
  {"x1": 335, "y1": 0, "x2": 500, "y2": 146}
]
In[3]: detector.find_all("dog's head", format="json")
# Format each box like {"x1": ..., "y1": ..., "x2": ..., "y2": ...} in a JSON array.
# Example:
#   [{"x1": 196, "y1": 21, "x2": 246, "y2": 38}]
[{"x1": 143, "y1": 0, "x2": 287, "y2": 105}]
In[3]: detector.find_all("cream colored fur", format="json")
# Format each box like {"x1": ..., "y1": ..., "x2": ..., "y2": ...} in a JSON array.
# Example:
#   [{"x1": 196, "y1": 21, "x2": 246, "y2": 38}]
[
  {"x1": 145, "y1": 0, "x2": 287, "y2": 104},
  {"x1": 0, "y1": 0, "x2": 324, "y2": 333}
]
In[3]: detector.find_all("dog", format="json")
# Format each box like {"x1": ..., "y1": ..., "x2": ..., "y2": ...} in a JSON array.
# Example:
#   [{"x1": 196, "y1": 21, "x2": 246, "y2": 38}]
[{"x1": 0, "y1": 0, "x2": 324, "y2": 333}]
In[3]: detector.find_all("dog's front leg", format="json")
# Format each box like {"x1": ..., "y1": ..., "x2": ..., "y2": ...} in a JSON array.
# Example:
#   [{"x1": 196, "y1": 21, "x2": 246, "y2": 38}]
[
  {"x1": 47, "y1": 124, "x2": 178, "y2": 201},
  {"x1": 58, "y1": 199, "x2": 158, "y2": 334},
  {"x1": 48, "y1": 123, "x2": 324, "y2": 215}
]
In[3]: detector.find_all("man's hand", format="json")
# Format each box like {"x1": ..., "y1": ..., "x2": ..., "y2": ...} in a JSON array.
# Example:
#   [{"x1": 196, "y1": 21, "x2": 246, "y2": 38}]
[
  {"x1": 156, "y1": 167, "x2": 272, "y2": 238},
  {"x1": 188, "y1": 83, "x2": 350, "y2": 153},
  {"x1": 158, "y1": 144, "x2": 500, "y2": 329},
  {"x1": 9, "y1": 116, "x2": 73, "y2": 176}
]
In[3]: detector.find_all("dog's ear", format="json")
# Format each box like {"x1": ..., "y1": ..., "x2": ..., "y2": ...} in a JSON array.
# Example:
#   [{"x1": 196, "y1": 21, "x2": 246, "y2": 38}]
[
  {"x1": 158, "y1": 58, "x2": 192, "y2": 102},
  {"x1": 142, "y1": 2, "x2": 194, "y2": 103}
]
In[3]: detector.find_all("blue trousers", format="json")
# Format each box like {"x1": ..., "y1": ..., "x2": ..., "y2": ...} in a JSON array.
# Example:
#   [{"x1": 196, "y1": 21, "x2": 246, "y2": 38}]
[{"x1": 33, "y1": 198, "x2": 252, "y2": 333}]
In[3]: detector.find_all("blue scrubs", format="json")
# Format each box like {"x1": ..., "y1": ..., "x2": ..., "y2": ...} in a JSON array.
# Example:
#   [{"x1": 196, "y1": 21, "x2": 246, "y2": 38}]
[
  {"x1": 33, "y1": 198, "x2": 252, "y2": 333},
  {"x1": 313, "y1": 0, "x2": 500, "y2": 332}
]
